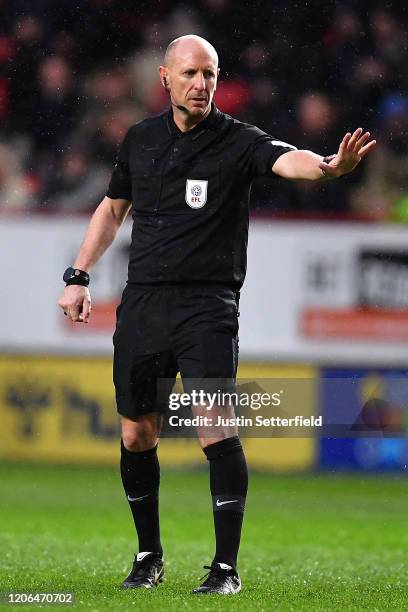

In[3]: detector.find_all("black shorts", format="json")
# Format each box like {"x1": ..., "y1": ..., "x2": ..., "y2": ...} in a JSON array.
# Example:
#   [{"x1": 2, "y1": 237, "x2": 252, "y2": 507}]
[{"x1": 113, "y1": 284, "x2": 239, "y2": 418}]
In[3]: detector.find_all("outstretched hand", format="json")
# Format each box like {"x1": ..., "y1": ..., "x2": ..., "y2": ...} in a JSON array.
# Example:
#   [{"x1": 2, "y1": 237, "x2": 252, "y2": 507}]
[{"x1": 319, "y1": 128, "x2": 376, "y2": 178}]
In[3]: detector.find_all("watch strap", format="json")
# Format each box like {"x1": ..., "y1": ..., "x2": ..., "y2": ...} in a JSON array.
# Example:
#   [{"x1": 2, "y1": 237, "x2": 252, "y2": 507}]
[{"x1": 63, "y1": 267, "x2": 90, "y2": 287}]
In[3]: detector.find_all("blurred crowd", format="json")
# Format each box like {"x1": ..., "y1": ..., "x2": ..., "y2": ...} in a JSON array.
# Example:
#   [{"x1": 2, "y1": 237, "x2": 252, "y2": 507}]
[{"x1": 0, "y1": 0, "x2": 408, "y2": 220}]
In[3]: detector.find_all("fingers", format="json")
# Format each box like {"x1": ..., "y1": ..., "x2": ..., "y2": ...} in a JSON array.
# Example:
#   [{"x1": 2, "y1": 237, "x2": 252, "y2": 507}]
[
  {"x1": 348, "y1": 127, "x2": 363, "y2": 149},
  {"x1": 338, "y1": 132, "x2": 351, "y2": 156},
  {"x1": 58, "y1": 286, "x2": 91, "y2": 324},
  {"x1": 79, "y1": 296, "x2": 92, "y2": 324},
  {"x1": 358, "y1": 139, "x2": 377, "y2": 157},
  {"x1": 323, "y1": 127, "x2": 376, "y2": 177},
  {"x1": 67, "y1": 305, "x2": 81, "y2": 322},
  {"x1": 348, "y1": 128, "x2": 374, "y2": 153},
  {"x1": 354, "y1": 131, "x2": 371, "y2": 151},
  {"x1": 58, "y1": 298, "x2": 81, "y2": 322}
]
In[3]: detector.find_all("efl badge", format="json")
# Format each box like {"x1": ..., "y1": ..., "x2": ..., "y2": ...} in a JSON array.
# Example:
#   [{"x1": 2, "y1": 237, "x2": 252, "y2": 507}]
[{"x1": 185, "y1": 179, "x2": 208, "y2": 209}]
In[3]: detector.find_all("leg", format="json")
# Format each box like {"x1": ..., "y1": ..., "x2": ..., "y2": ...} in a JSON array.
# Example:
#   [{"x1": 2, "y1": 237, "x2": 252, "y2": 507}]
[
  {"x1": 121, "y1": 412, "x2": 162, "y2": 453},
  {"x1": 194, "y1": 404, "x2": 248, "y2": 571},
  {"x1": 114, "y1": 298, "x2": 177, "y2": 553},
  {"x1": 120, "y1": 413, "x2": 162, "y2": 554},
  {"x1": 113, "y1": 286, "x2": 176, "y2": 589},
  {"x1": 174, "y1": 289, "x2": 248, "y2": 577},
  {"x1": 115, "y1": 348, "x2": 176, "y2": 557}
]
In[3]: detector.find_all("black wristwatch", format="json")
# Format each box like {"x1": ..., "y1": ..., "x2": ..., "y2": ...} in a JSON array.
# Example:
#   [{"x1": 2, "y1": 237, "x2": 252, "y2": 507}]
[{"x1": 63, "y1": 267, "x2": 90, "y2": 287}]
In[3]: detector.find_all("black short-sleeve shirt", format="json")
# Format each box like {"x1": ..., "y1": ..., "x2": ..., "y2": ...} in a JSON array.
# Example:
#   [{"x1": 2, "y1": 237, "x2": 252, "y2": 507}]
[{"x1": 107, "y1": 104, "x2": 296, "y2": 290}]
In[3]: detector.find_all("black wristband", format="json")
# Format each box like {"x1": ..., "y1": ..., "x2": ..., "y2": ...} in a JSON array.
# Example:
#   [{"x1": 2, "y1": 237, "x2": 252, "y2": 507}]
[{"x1": 63, "y1": 267, "x2": 90, "y2": 287}]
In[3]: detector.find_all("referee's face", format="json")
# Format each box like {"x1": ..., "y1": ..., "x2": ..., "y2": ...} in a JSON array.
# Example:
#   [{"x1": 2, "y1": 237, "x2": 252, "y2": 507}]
[{"x1": 163, "y1": 43, "x2": 219, "y2": 118}]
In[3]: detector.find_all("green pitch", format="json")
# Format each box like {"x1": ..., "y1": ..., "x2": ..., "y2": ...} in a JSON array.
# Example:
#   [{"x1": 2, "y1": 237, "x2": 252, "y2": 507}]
[{"x1": 1, "y1": 462, "x2": 407, "y2": 611}]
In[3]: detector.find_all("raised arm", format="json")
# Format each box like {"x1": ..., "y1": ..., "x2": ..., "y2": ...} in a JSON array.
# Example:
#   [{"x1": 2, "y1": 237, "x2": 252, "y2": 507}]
[
  {"x1": 58, "y1": 196, "x2": 131, "y2": 323},
  {"x1": 272, "y1": 128, "x2": 376, "y2": 181}
]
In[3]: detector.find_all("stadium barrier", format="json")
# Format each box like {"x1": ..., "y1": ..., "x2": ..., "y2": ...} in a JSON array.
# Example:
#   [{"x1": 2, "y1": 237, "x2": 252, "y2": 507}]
[
  {"x1": 0, "y1": 356, "x2": 317, "y2": 470},
  {"x1": 1, "y1": 217, "x2": 407, "y2": 364}
]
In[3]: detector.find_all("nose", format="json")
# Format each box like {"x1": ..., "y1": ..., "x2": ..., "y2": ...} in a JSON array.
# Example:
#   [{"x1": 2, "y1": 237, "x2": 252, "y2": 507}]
[{"x1": 193, "y1": 72, "x2": 206, "y2": 91}]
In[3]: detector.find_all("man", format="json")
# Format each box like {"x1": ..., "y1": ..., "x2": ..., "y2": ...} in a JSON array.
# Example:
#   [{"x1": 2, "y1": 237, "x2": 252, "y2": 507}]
[{"x1": 58, "y1": 35, "x2": 375, "y2": 595}]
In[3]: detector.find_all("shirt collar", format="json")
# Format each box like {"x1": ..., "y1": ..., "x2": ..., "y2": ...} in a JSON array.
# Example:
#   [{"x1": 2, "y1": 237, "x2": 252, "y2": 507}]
[{"x1": 166, "y1": 102, "x2": 219, "y2": 137}]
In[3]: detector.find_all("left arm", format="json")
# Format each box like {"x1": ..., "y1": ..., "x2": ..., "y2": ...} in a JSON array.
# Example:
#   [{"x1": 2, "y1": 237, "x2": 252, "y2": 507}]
[{"x1": 272, "y1": 128, "x2": 376, "y2": 181}]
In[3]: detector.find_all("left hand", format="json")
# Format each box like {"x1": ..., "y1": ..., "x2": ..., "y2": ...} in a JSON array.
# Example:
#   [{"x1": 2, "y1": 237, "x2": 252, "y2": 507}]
[{"x1": 319, "y1": 128, "x2": 376, "y2": 178}]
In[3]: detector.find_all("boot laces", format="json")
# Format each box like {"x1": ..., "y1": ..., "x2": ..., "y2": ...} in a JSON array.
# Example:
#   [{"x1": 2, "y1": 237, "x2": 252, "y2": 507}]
[
  {"x1": 199, "y1": 564, "x2": 232, "y2": 587},
  {"x1": 130, "y1": 555, "x2": 158, "y2": 580}
]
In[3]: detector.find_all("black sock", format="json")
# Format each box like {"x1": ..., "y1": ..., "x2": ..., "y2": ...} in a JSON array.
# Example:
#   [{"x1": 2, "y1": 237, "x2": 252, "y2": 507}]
[
  {"x1": 120, "y1": 440, "x2": 162, "y2": 555},
  {"x1": 204, "y1": 436, "x2": 248, "y2": 570}
]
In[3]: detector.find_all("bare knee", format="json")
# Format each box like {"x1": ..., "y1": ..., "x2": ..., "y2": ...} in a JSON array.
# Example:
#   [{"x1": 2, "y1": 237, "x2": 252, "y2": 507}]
[
  {"x1": 122, "y1": 427, "x2": 158, "y2": 452},
  {"x1": 121, "y1": 414, "x2": 161, "y2": 452}
]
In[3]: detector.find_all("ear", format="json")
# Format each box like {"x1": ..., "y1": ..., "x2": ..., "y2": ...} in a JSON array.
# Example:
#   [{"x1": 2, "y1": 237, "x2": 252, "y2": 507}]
[
  {"x1": 214, "y1": 66, "x2": 220, "y2": 91},
  {"x1": 159, "y1": 66, "x2": 169, "y2": 89}
]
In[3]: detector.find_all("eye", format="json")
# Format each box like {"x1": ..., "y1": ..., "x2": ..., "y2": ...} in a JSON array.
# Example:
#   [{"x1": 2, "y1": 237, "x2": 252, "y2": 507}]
[
  {"x1": 184, "y1": 70, "x2": 195, "y2": 76},
  {"x1": 204, "y1": 71, "x2": 215, "y2": 79}
]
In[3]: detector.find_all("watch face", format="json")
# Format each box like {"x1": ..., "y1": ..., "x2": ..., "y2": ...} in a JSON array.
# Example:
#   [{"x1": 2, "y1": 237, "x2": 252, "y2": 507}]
[{"x1": 63, "y1": 267, "x2": 75, "y2": 282}]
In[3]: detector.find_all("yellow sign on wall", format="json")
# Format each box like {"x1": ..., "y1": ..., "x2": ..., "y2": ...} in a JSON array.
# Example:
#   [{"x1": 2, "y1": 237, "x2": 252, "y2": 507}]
[{"x1": 0, "y1": 356, "x2": 317, "y2": 470}]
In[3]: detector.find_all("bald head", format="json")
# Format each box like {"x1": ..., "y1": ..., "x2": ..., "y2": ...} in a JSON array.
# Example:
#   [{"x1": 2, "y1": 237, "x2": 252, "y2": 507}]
[
  {"x1": 159, "y1": 34, "x2": 219, "y2": 129},
  {"x1": 164, "y1": 35, "x2": 218, "y2": 68}
]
